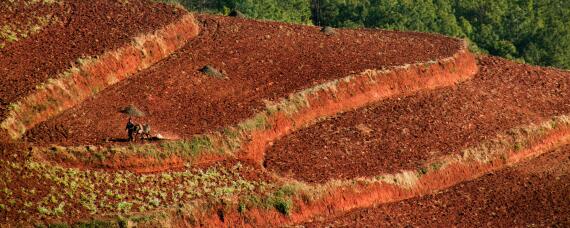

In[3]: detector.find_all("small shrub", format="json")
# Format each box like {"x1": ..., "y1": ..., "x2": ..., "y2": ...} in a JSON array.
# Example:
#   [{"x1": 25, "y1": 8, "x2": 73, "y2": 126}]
[
  {"x1": 117, "y1": 202, "x2": 133, "y2": 213},
  {"x1": 54, "y1": 202, "x2": 65, "y2": 216},
  {"x1": 272, "y1": 197, "x2": 292, "y2": 215},
  {"x1": 514, "y1": 142, "x2": 524, "y2": 151},
  {"x1": 430, "y1": 162, "x2": 443, "y2": 171},
  {"x1": 38, "y1": 206, "x2": 51, "y2": 215},
  {"x1": 73, "y1": 220, "x2": 114, "y2": 228},
  {"x1": 237, "y1": 202, "x2": 247, "y2": 213},
  {"x1": 148, "y1": 197, "x2": 160, "y2": 207},
  {"x1": 189, "y1": 136, "x2": 213, "y2": 156},
  {"x1": 417, "y1": 167, "x2": 429, "y2": 176}
]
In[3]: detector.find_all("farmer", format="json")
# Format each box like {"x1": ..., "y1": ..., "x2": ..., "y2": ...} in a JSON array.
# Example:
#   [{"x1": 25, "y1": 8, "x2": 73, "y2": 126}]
[{"x1": 125, "y1": 117, "x2": 136, "y2": 142}]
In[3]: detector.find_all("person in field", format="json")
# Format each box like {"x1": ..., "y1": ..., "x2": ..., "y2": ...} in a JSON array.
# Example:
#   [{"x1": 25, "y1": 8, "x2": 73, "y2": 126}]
[{"x1": 125, "y1": 117, "x2": 136, "y2": 142}]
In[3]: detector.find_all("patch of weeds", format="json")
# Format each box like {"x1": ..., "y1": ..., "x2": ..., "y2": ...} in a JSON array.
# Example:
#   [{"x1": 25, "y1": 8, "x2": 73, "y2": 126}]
[
  {"x1": 47, "y1": 223, "x2": 69, "y2": 228},
  {"x1": 275, "y1": 184, "x2": 297, "y2": 197},
  {"x1": 73, "y1": 219, "x2": 115, "y2": 228},
  {"x1": 430, "y1": 162, "x2": 443, "y2": 171},
  {"x1": 271, "y1": 197, "x2": 292, "y2": 215},
  {"x1": 514, "y1": 142, "x2": 524, "y2": 152},
  {"x1": 222, "y1": 127, "x2": 242, "y2": 151},
  {"x1": 237, "y1": 202, "x2": 247, "y2": 213},
  {"x1": 148, "y1": 197, "x2": 160, "y2": 208},
  {"x1": 32, "y1": 103, "x2": 48, "y2": 113},
  {"x1": 417, "y1": 167, "x2": 429, "y2": 176},
  {"x1": 161, "y1": 173, "x2": 174, "y2": 182},
  {"x1": 189, "y1": 135, "x2": 213, "y2": 156},
  {"x1": 265, "y1": 185, "x2": 298, "y2": 216},
  {"x1": 38, "y1": 205, "x2": 53, "y2": 216},
  {"x1": 238, "y1": 113, "x2": 268, "y2": 131},
  {"x1": 54, "y1": 202, "x2": 65, "y2": 215},
  {"x1": 7, "y1": 103, "x2": 20, "y2": 112},
  {"x1": 117, "y1": 201, "x2": 133, "y2": 213}
]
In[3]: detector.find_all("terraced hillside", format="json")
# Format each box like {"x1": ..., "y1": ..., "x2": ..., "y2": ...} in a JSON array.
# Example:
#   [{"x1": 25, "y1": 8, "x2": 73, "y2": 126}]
[
  {"x1": 305, "y1": 144, "x2": 570, "y2": 227},
  {"x1": 0, "y1": 0, "x2": 185, "y2": 119},
  {"x1": 25, "y1": 14, "x2": 464, "y2": 147},
  {"x1": 265, "y1": 56, "x2": 570, "y2": 183},
  {"x1": 1, "y1": 1, "x2": 568, "y2": 227}
]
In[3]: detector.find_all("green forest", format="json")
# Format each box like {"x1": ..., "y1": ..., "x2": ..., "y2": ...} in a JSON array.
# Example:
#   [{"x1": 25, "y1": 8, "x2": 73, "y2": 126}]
[{"x1": 163, "y1": 0, "x2": 570, "y2": 69}]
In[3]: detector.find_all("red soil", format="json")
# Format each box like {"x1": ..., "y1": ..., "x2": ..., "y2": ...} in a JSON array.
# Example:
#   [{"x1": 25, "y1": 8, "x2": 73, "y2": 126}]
[
  {"x1": 306, "y1": 144, "x2": 570, "y2": 227},
  {"x1": 0, "y1": 151, "x2": 271, "y2": 225},
  {"x1": 31, "y1": 46, "x2": 476, "y2": 173},
  {"x1": 241, "y1": 49, "x2": 477, "y2": 165},
  {"x1": 265, "y1": 56, "x2": 570, "y2": 183},
  {"x1": 24, "y1": 14, "x2": 462, "y2": 146},
  {"x1": 189, "y1": 125, "x2": 570, "y2": 227},
  {"x1": 0, "y1": 0, "x2": 184, "y2": 119}
]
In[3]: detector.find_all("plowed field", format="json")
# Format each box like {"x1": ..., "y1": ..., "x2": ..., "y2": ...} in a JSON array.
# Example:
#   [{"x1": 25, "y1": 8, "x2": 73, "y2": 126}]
[
  {"x1": 305, "y1": 144, "x2": 570, "y2": 227},
  {"x1": 24, "y1": 14, "x2": 462, "y2": 146},
  {"x1": 2, "y1": 2, "x2": 569, "y2": 227},
  {"x1": 0, "y1": 0, "x2": 183, "y2": 119},
  {"x1": 264, "y1": 56, "x2": 570, "y2": 183}
]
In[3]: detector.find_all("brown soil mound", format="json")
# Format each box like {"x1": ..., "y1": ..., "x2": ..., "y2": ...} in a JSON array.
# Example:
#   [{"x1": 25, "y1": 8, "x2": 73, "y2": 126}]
[
  {"x1": 25, "y1": 14, "x2": 462, "y2": 146},
  {"x1": 306, "y1": 144, "x2": 570, "y2": 227},
  {"x1": 0, "y1": 0, "x2": 184, "y2": 119},
  {"x1": 265, "y1": 56, "x2": 570, "y2": 183}
]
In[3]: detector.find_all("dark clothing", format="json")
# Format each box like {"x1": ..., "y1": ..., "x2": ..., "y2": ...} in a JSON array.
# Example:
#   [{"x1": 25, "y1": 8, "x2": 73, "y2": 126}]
[
  {"x1": 126, "y1": 121, "x2": 135, "y2": 141},
  {"x1": 126, "y1": 121, "x2": 135, "y2": 130}
]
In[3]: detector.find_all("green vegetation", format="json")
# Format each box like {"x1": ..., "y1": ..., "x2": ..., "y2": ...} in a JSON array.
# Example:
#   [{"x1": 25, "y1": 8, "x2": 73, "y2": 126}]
[
  {"x1": 0, "y1": 159, "x2": 272, "y2": 223},
  {"x1": 0, "y1": 0, "x2": 62, "y2": 48},
  {"x1": 161, "y1": 0, "x2": 570, "y2": 69},
  {"x1": 157, "y1": 0, "x2": 312, "y2": 24},
  {"x1": 2, "y1": 115, "x2": 570, "y2": 225},
  {"x1": 321, "y1": 0, "x2": 570, "y2": 68}
]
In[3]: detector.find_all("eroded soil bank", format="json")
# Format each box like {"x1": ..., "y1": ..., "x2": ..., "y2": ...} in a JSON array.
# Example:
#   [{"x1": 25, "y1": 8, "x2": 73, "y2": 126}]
[
  {"x1": 305, "y1": 144, "x2": 570, "y2": 227},
  {"x1": 25, "y1": 14, "x2": 462, "y2": 146},
  {"x1": 265, "y1": 56, "x2": 570, "y2": 183}
]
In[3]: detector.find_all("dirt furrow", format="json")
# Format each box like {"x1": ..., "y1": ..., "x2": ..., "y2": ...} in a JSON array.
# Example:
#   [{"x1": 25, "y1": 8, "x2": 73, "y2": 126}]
[
  {"x1": 265, "y1": 56, "x2": 570, "y2": 183},
  {"x1": 0, "y1": 0, "x2": 184, "y2": 119},
  {"x1": 305, "y1": 144, "x2": 570, "y2": 227},
  {"x1": 25, "y1": 14, "x2": 463, "y2": 146}
]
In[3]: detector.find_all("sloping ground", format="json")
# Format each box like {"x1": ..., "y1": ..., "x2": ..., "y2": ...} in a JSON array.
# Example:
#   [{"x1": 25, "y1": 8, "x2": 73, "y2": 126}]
[
  {"x1": 0, "y1": 148, "x2": 274, "y2": 226},
  {"x1": 305, "y1": 144, "x2": 570, "y2": 227},
  {"x1": 0, "y1": 0, "x2": 62, "y2": 48},
  {"x1": 265, "y1": 56, "x2": 570, "y2": 183},
  {"x1": 0, "y1": 0, "x2": 184, "y2": 119},
  {"x1": 2, "y1": 3, "x2": 567, "y2": 226},
  {"x1": 24, "y1": 14, "x2": 463, "y2": 146}
]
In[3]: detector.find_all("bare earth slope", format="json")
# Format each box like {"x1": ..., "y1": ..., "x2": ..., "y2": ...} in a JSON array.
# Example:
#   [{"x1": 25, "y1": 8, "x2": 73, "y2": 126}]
[
  {"x1": 265, "y1": 56, "x2": 570, "y2": 183},
  {"x1": 306, "y1": 144, "x2": 570, "y2": 227},
  {"x1": 25, "y1": 14, "x2": 462, "y2": 146},
  {"x1": 0, "y1": 0, "x2": 183, "y2": 119}
]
